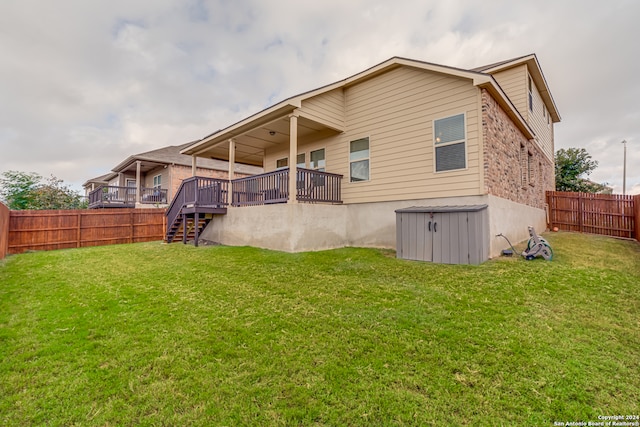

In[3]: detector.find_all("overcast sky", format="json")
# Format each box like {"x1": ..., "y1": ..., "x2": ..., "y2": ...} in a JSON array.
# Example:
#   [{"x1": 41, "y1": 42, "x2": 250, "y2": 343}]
[{"x1": 1, "y1": 0, "x2": 638, "y2": 194}]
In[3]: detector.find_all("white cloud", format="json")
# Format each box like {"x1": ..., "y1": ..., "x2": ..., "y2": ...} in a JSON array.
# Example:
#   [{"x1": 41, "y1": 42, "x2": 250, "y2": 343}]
[{"x1": 0, "y1": 0, "x2": 639, "y2": 194}]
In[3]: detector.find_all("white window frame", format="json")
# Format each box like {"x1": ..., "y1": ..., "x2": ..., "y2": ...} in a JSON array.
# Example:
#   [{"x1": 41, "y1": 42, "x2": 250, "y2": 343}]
[
  {"x1": 276, "y1": 157, "x2": 288, "y2": 170},
  {"x1": 126, "y1": 178, "x2": 136, "y2": 187},
  {"x1": 296, "y1": 153, "x2": 306, "y2": 169},
  {"x1": 528, "y1": 75, "x2": 533, "y2": 112},
  {"x1": 153, "y1": 174, "x2": 162, "y2": 189},
  {"x1": 309, "y1": 148, "x2": 326, "y2": 172},
  {"x1": 349, "y1": 137, "x2": 370, "y2": 183},
  {"x1": 433, "y1": 113, "x2": 467, "y2": 173}
]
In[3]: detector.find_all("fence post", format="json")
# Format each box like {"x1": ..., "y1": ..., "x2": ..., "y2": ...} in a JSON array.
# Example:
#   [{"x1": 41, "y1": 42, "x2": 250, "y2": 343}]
[
  {"x1": 130, "y1": 211, "x2": 134, "y2": 244},
  {"x1": 76, "y1": 212, "x2": 82, "y2": 248},
  {"x1": 633, "y1": 194, "x2": 640, "y2": 242},
  {"x1": 0, "y1": 202, "x2": 9, "y2": 260}
]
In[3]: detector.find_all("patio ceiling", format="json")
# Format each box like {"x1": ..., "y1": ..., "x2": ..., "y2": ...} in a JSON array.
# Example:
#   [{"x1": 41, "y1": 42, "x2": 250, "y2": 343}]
[
  {"x1": 117, "y1": 160, "x2": 167, "y2": 175},
  {"x1": 190, "y1": 113, "x2": 342, "y2": 167}
]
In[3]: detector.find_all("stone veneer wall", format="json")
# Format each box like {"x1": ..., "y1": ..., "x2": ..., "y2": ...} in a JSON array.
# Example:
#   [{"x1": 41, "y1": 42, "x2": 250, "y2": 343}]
[{"x1": 481, "y1": 89, "x2": 554, "y2": 210}]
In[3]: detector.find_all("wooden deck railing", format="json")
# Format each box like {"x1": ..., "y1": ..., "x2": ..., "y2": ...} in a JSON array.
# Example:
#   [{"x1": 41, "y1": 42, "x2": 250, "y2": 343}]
[
  {"x1": 88, "y1": 186, "x2": 168, "y2": 208},
  {"x1": 232, "y1": 168, "x2": 342, "y2": 206},
  {"x1": 165, "y1": 177, "x2": 229, "y2": 234},
  {"x1": 140, "y1": 187, "x2": 168, "y2": 204},
  {"x1": 88, "y1": 186, "x2": 136, "y2": 208},
  {"x1": 232, "y1": 169, "x2": 289, "y2": 206},
  {"x1": 295, "y1": 168, "x2": 342, "y2": 203}
]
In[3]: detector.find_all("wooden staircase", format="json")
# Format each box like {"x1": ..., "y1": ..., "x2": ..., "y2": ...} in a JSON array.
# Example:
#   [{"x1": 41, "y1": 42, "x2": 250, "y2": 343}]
[
  {"x1": 166, "y1": 211, "x2": 214, "y2": 244},
  {"x1": 165, "y1": 177, "x2": 229, "y2": 246}
]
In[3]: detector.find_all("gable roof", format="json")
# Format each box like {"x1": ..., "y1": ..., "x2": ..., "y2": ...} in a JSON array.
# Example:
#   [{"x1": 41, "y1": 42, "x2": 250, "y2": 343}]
[
  {"x1": 183, "y1": 55, "x2": 548, "y2": 157},
  {"x1": 112, "y1": 142, "x2": 262, "y2": 174},
  {"x1": 82, "y1": 172, "x2": 117, "y2": 188},
  {"x1": 473, "y1": 53, "x2": 561, "y2": 122}
]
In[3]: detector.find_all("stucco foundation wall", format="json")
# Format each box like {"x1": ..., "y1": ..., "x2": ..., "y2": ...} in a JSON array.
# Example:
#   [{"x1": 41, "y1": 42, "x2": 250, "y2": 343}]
[
  {"x1": 199, "y1": 203, "x2": 348, "y2": 252},
  {"x1": 486, "y1": 194, "x2": 547, "y2": 257},
  {"x1": 345, "y1": 196, "x2": 490, "y2": 249},
  {"x1": 200, "y1": 195, "x2": 547, "y2": 259}
]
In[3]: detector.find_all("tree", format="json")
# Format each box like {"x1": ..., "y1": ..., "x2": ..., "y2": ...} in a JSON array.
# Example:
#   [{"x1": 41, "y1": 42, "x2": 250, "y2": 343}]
[
  {"x1": 555, "y1": 148, "x2": 607, "y2": 193},
  {"x1": 0, "y1": 171, "x2": 41, "y2": 209},
  {"x1": 0, "y1": 171, "x2": 86, "y2": 210}
]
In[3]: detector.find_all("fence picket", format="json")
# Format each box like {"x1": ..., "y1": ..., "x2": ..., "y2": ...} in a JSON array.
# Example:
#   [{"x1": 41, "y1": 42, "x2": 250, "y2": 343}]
[
  {"x1": 546, "y1": 191, "x2": 636, "y2": 239},
  {"x1": 6, "y1": 208, "x2": 166, "y2": 255}
]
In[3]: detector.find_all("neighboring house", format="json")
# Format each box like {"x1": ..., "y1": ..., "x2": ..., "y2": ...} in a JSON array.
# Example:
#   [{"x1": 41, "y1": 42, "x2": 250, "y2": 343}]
[
  {"x1": 169, "y1": 54, "x2": 560, "y2": 261},
  {"x1": 84, "y1": 142, "x2": 262, "y2": 208}
]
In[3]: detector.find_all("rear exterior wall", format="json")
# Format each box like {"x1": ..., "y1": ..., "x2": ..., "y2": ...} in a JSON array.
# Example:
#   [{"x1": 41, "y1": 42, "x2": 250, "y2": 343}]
[
  {"x1": 265, "y1": 66, "x2": 484, "y2": 204},
  {"x1": 482, "y1": 89, "x2": 553, "y2": 210}
]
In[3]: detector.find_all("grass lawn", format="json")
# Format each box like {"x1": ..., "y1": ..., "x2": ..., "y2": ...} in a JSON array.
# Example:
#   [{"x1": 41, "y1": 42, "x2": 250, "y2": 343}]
[{"x1": 0, "y1": 232, "x2": 639, "y2": 426}]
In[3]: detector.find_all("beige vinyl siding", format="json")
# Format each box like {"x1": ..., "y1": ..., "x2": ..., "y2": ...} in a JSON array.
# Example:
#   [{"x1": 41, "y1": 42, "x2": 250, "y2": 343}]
[
  {"x1": 492, "y1": 64, "x2": 553, "y2": 161},
  {"x1": 525, "y1": 66, "x2": 554, "y2": 161},
  {"x1": 266, "y1": 66, "x2": 483, "y2": 204},
  {"x1": 300, "y1": 88, "x2": 345, "y2": 131},
  {"x1": 144, "y1": 166, "x2": 169, "y2": 189},
  {"x1": 491, "y1": 65, "x2": 528, "y2": 118},
  {"x1": 337, "y1": 66, "x2": 481, "y2": 203}
]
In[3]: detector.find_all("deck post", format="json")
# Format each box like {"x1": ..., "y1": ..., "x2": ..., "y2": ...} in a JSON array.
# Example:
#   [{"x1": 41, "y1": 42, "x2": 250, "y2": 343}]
[
  {"x1": 228, "y1": 139, "x2": 235, "y2": 206},
  {"x1": 135, "y1": 161, "x2": 141, "y2": 204},
  {"x1": 182, "y1": 213, "x2": 187, "y2": 244},
  {"x1": 194, "y1": 212, "x2": 200, "y2": 247},
  {"x1": 288, "y1": 113, "x2": 298, "y2": 204},
  {"x1": 192, "y1": 155, "x2": 197, "y2": 177}
]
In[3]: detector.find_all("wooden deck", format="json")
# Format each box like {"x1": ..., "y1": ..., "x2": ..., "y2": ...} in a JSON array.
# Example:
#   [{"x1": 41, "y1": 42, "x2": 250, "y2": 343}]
[
  {"x1": 232, "y1": 168, "x2": 342, "y2": 207},
  {"x1": 165, "y1": 169, "x2": 343, "y2": 245},
  {"x1": 88, "y1": 186, "x2": 168, "y2": 209}
]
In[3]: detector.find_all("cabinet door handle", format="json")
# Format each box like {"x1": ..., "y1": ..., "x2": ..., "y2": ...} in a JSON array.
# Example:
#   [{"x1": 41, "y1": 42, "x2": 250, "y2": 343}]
[
  {"x1": 428, "y1": 221, "x2": 431, "y2": 231},
  {"x1": 434, "y1": 222, "x2": 437, "y2": 232}
]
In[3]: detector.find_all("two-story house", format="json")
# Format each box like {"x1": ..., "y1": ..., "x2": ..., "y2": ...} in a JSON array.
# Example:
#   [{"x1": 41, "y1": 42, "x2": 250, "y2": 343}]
[{"x1": 167, "y1": 54, "x2": 560, "y2": 262}]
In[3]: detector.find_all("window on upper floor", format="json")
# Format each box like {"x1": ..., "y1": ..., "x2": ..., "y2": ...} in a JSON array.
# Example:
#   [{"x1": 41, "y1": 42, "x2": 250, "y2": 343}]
[
  {"x1": 434, "y1": 113, "x2": 466, "y2": 172},
  {"x1": 153, "y1": 175, "x2": 162, "y2": 188},
  {"x1": 350, "y1": 137, "x2": 370, "y2": 182},
  {"x1": 528, "y1": 75, "x2": 533, "y2": 112}
]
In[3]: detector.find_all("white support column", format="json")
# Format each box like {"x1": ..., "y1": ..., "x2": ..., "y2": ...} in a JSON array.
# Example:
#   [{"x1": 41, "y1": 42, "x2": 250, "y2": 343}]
[
  {"x1": 192, "y1": 155, "x2": 197, "y2": 177},
  {"x1": 228, "y1": 139, "x2": 236, "y2": 206},
  {"x1": 135, "y1": 160, "x2": 141, "y2": 204},
  {"x1": 288, "y1": 113, "x2": 298, "y2": 203}
]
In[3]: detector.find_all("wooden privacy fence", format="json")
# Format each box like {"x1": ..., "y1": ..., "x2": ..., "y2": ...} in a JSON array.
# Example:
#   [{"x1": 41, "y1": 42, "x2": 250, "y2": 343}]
[
  {"x1": 0, "y1": 202, "x2": 9, "y2": 260},
  {"x1": 3, "y1": 208, "x2": 166, "y2": 256},
  {"x1": 546, "y1": 191, "x2": 639, "y2": 240}
]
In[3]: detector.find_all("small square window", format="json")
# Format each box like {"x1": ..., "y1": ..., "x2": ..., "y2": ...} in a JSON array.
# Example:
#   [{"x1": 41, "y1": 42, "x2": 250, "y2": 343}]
[
  {"x1": 434, "y1": 114, "x2": 465, "y2": 172},
  {"x1": 276, "y1": 158, "x2": 288, "y2": 169}
]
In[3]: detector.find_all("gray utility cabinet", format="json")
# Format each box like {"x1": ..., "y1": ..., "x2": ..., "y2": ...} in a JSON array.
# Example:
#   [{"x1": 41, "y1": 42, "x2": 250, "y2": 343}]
[{"x1": 395, "y1": 205, "x2": 489, "y2": 265}]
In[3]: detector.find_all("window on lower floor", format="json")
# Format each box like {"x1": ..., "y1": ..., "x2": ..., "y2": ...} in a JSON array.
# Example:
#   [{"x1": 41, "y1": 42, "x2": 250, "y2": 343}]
[
  {"x1": 520, "y1": 144, "x2": 535, "y2": 187},
  {"x1": 350, "y1": 137, "x2": 370, "y2": 182},
  {"x1": 310, "y1": 149, "x2": 325, "y2": 171},
  {"x1": 434, "y1": 114, "x2": 466, "y2": 172},
  {"x1": 276, "y1": 158, "x2": 288, "y2": 169},
  {"x1": 296, "y1": 153, "x2": 306, "y2": 168}
]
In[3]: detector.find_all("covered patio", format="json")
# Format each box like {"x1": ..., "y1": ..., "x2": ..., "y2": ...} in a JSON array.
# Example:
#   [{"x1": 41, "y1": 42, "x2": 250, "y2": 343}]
[{"x1": 180, "y1": 99, "x2": 345, "y2": 205}]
